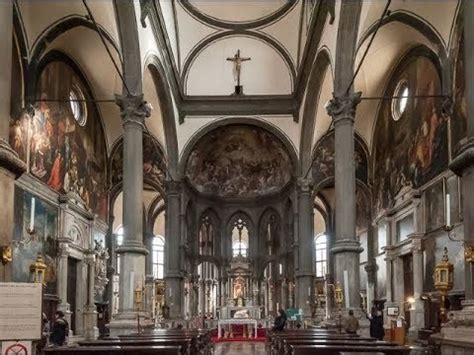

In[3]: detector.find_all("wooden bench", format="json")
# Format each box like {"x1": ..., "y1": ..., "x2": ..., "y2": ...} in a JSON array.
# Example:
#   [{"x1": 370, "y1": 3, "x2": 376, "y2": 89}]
[
  {"x1": 290, "y1": 344, "x2": 410, "y2": 355},
  {"x1": 44, "y1": 345, "x2": 182, "y2": 355},
  {"x1": 79, "y1": 338, "x2": 192, "y2": 355},
  {"x1": 282, "y1": 339, "x2": 397, "y2": 355}
]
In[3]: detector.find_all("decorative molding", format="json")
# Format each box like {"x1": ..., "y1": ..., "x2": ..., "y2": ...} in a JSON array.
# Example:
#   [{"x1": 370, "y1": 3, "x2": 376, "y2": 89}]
[{"x1": 0, "y1": 138, "x2": 26, "y2": 178}]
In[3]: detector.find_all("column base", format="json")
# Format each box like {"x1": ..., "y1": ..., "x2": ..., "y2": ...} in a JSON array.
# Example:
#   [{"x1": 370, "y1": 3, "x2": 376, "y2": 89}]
[
  {"x1": 108, "y1": 311, "x2": 154, "y2": 336},
  {"x1": 83, "y1": 307, "x2": 98, "y2": 341}
]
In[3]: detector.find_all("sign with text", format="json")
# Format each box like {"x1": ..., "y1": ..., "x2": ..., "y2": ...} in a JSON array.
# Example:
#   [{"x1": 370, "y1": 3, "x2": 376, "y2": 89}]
[
  {"x1": 0, "y1": 283, "x2": 42, "y2": 341},
  {"x1": 1, "y1": 341, "x2": 32, "y2": 355}
]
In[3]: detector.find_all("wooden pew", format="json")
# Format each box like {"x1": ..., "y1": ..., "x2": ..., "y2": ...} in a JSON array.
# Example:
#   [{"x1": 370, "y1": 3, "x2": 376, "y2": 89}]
[
  {"x1": 290, "y1": 344, "x2": 410, "y2": 355},
  {"x1": 79, "y1": 338, "x2": 192, "y2": 355},
  {"x1": 281, "y1": 339, "x2": 397, "y2": 355},
  {"x1": 44, "y1": 345, "x2": 182, "y2": 355}
]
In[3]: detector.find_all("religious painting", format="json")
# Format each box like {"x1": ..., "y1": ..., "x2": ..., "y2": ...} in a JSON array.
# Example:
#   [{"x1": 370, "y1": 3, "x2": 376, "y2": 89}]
[
  {"x1": 110, "y1": 133, "x2": 166, "y2": 190},
  {"x1": 446, "y1": 175, "x2": 461, "y2": 226},
  {"x1": 9, "y1": 60, "x2": 108, "y2": 220},
  {"x1": 424, "y1": 179, "x2": 445, "y2": 232},
  {"x1": 185, "y1": 125, "x2": 292, "y2": 198},
  {"x1": 452, "y1": 33, "x2": 468, "y2": 154},
  {"x1": 373, "y1": 53, "x2": 448, "y2": 214},
  {"x1": 12, "y1": 187, "x2": 58, "y2": 295},
  {"x1": 356, "y1": 188, "x2": 369, "y2": 234},
  {"x1": 312, "y1": 131, "x2": 368, "y2": 189}
]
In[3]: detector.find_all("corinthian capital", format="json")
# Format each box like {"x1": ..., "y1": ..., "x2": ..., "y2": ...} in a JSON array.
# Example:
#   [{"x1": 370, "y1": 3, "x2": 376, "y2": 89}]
[
  {"x1": 297, "y1": 178, "x2": 313, "y2": 193},
  {"x1": 325, "y1": 92, "x2": 362, "y2": 123},
  {"x1": 115, "y1": 94, "x2": 151, "y2": 127}
]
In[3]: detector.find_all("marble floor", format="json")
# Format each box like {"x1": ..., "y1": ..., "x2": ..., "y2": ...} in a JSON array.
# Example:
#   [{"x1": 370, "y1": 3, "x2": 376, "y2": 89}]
[{"x1": 214, "y1": 341, "x2": 266, "y2": 355}]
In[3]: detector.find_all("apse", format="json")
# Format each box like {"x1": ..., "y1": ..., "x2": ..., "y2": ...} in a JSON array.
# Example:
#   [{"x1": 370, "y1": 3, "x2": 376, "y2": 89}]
[{"x1": 184, "y1": 124, "x2": 293, "y2": 199}]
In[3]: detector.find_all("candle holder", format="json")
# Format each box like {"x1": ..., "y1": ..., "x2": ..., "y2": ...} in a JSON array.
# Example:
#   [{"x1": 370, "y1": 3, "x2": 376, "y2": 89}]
[{"x1": 434, "y1": 247, "x2": 454, "y2": 322}]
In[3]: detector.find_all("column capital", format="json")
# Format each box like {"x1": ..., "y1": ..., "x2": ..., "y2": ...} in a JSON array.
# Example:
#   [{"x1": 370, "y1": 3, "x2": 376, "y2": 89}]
[
  {"x1": 58, "y1": 242, "x2": 70, "y2": 257},
  {"x1": 296, "y1": 177, "x2": 313, "y2": 193},
  {"x1": 0, "y1": 138, "x2": 26, "y2": 178},
  {"x1": 325, "y1": 92, "x2": 362, "y2": 124},
  {"x1": 450, "y1": 138, "x2": 474, "y2": 176},
  {"x1": 164, "y1": 180, "x2": 183, "y2": 195},
  {"x1": 115, "y1": 94, "x2": 151, "y2": 128}
]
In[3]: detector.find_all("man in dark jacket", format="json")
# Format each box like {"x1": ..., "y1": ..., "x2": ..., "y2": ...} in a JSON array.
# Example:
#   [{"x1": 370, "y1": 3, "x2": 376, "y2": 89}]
[
  {"x1": 272, "y1": 309, "x2": 287, "y2": 331},
  {"x1": 49, "y1": 311, "x2": 69, "y2": 346}
]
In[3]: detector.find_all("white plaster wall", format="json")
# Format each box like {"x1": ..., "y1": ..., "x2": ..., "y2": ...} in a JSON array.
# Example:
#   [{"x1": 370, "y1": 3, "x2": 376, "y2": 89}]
[
  {"x1": 18, "y1": 0, "x2": 120, "y2": 51},
  {"x1": 358, "y1": 0, "x2": 458, "y2": 47},
  {"x1": 259, "y1": 1, "x2": 302, "y2": 67},
  {"x1": 159, "y1": 0, "x2": 180, "y2": 70},
  {"x1": 188, "y1": 0, "x2": 286, "y2": 23},
  {"x1": 175, "y1": 2, "x2": 217, "y2": 69},
  {"x1": 312, "y1": 65, "x2": 334, "y2": 149},
  {"x1": 185, "y1": 37, "x2": 292, "y2": 95},
  {"x1": 143, "y1": 67, "x2": 167, "y2": 152}
]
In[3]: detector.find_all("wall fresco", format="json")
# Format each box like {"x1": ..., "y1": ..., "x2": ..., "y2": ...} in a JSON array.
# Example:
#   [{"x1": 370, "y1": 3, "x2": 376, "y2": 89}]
[{"x1": 185, "y1": 125, "x2": 292, "y2": 198}]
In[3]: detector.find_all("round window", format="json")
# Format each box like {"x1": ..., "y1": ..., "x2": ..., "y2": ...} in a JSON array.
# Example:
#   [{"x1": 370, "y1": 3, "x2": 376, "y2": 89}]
[
  {"x1": 69, "y1": 87, "x2": 87, "y2": 126},
  {"x1": 392, "y1": 80, "x2": 409, "y2": 121}
]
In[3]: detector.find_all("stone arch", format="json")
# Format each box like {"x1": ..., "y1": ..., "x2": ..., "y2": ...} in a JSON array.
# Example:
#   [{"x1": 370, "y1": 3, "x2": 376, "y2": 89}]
[
  {"x1": 300, "y1": 47, "x2": 333, "y2": 172},
  {"x1": 179, "y1": 117, "x2": 299, "y2": 177},
  {"x1": 145, "y1": 55, "x2": 179, "y2": 178}
]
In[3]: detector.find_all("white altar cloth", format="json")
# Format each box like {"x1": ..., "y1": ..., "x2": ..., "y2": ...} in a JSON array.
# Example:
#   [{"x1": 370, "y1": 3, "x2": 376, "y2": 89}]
[{"x1": 217, "y1": 318, "x2": 258, "y2": 339}]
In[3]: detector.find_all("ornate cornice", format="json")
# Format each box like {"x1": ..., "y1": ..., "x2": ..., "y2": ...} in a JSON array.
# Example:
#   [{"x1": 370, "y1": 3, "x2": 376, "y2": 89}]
[{"x1": 0, "y1": 138, "x2": 26, "y2": 178}]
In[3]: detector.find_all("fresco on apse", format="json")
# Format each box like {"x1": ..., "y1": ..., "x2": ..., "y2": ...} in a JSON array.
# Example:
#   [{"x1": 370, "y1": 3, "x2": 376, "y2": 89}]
[
  {"x1": 452, "y1": 34, "x2": 467, "y2": 153},
  {"x1": 185, "y1": 124, "x2": 292, "y2": 198},
  {"x1": 312, "y1": 131, "x2": 368, "y2": 189},
  {"x1": 373, "y1": 55, "x2": 448, "y2": 214},
  {"x1": 110, "y1": 133, "x2": 166, "y2": 189},
  {"x1": 9, "y1": 61, "x2": 108, "y2": 219}
]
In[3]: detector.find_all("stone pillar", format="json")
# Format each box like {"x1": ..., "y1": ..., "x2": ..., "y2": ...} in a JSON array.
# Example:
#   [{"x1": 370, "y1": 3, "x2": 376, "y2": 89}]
[
  {"x1": 435, "y1": 2, "x2": 474, "y2": 347},
  {"x1": 57, "y1": 243, "x2": 71, "y2": 322},
  {"x1": 0, "y1": 1, "x2": 26, "y2": 282},
  {"x1": 109, "y1": 94, "x2": 151, "y2": 335},
  {"x1": 383, "y1": 247, "x2": 397, "y2": 326},
  {"x1": 326, "y1": 93, "x2": 363, "y2": 311},
  {"x1": 295, "y1": 178, "x2": 314, "y2": 316},
  {"x1": 83, "y1": 251, "x2": 98, "y2": 340},
  {"x1": 409, "y1": 234, "x2": 424, "y2": 333},
  {"x1": 365, "y1": 213, "x2": 376, "y2": 309},
  {"x1": 281, "y1": 279, "x2": 288, "y2": 310},
  {"x1": 144, "y1": 231, "x2": 155, "y2": 317},
  {"x1": 164, "y1": 180, "x2": 184, "y2": 319}
]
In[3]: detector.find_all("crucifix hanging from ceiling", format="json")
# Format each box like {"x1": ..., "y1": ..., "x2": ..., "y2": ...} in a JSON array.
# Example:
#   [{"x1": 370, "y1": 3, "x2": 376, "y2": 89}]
[{"x1": 227, "y1": 49, "x2": 251, "y2": 96}]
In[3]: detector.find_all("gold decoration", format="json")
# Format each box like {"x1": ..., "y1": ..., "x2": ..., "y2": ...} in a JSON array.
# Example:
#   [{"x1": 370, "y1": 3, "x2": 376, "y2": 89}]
[
  {"x1": 464, "y1": 245, "x2": 474, "y2": 263},
  {"x1": 1, "y1": 246, "x2": 12, "y2": 265},
  {"x1": 30, "y1": 254, "x2": 47, "y2": 285},
  {"x1": 434, "y1": 247, "x2": 454, "y2": 321},
  {"x1": 335, "y1": 282, "x2": 344, "y2": 306}
]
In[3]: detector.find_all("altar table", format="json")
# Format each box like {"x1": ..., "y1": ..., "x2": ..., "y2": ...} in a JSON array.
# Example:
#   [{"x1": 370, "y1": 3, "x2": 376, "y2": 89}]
[{"x1": 217, "y1": 318, "x2": 258, "y2": 339}]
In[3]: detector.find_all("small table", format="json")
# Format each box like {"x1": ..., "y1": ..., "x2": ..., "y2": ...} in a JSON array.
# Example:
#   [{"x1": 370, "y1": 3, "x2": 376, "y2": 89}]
[{"x1": 217, "y1": 318, "x2": 258, "y2": 339}]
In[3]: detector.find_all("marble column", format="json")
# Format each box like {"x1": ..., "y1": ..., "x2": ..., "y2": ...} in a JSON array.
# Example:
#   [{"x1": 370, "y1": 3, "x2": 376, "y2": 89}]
[
  {"x1": 383, "y1": 246, "x2": 397, "y2": 326},
  {"x1": 164, "y1": 180, "x2": 184, "y2": 318},
  {"x1": 144, "y1": 231, "x2": 155, "y2": 317},
  {"x1": 281, "y1": 279, "x2": 288, "y2": 310},
  {"x1": 83, "y1": 251, "x2": 97, "y2": 340},
  {"x1": 326, "y1": 93, "x2": 363, "y2": 311},
  {"x1": 436, "y1": 1, "x2": 474, "y2": 345},
  {"x1": 409, "y1": 234, "x2": 425, "y2": 333},
  {"x1": 109, "y1": 94, "x2": 151, "y2": 335},
  {"x1": 296, "y1": 178, "x2": 314, "y2": 316},
  {"x1": 57, "y1": 243, "x2": 71, "y2": 322},
  {"x1": 0, "y1": 1, "x2": 26, "y2": 281}
]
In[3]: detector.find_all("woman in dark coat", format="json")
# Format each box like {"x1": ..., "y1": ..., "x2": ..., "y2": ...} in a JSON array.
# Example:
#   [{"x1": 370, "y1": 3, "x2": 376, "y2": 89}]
[
  {"x1": 50, "y1": 311, "x2": 69, "y2": 346},
  {"x1": 272, "y1": 309, "x2": 287, "y2": 331},
  {"x1": 369, "y1": 310, "x2": 385, "y2": 340}
]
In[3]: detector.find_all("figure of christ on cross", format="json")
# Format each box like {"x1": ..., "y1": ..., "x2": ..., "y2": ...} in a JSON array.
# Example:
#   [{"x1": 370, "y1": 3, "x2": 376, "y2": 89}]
[{"x1": 227, "y1": 49, "x2": 251, "y2": 91}]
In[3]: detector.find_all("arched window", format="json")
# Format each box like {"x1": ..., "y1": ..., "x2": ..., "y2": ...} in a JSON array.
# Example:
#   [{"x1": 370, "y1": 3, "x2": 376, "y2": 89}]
[
  {"x1": 152, "y1": 236, "x2": 165, "y2": 279},
  {"x1": 314, "y1": 234, "x2": 327, "y2": 277},
  {"x1": 232, "y1": 218, "x2": 249, "y2": 258},
  {"x1": 199, "y1": 215, "x2": 214, "y2": 256},
  {"x1": 69, "y1": 86, "x2": 87, "y2": 126}
]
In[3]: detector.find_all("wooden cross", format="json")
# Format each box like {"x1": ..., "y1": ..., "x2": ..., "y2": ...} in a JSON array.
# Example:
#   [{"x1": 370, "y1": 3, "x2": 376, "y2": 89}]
[{"x1": 226, "y1": 49, "x2": 251, "y2": 87}]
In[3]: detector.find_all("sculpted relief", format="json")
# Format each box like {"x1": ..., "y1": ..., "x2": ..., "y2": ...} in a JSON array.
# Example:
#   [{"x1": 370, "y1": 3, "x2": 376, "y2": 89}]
[{"x1": 185, "y1": 125, "x2": 292, "y2": 198}]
